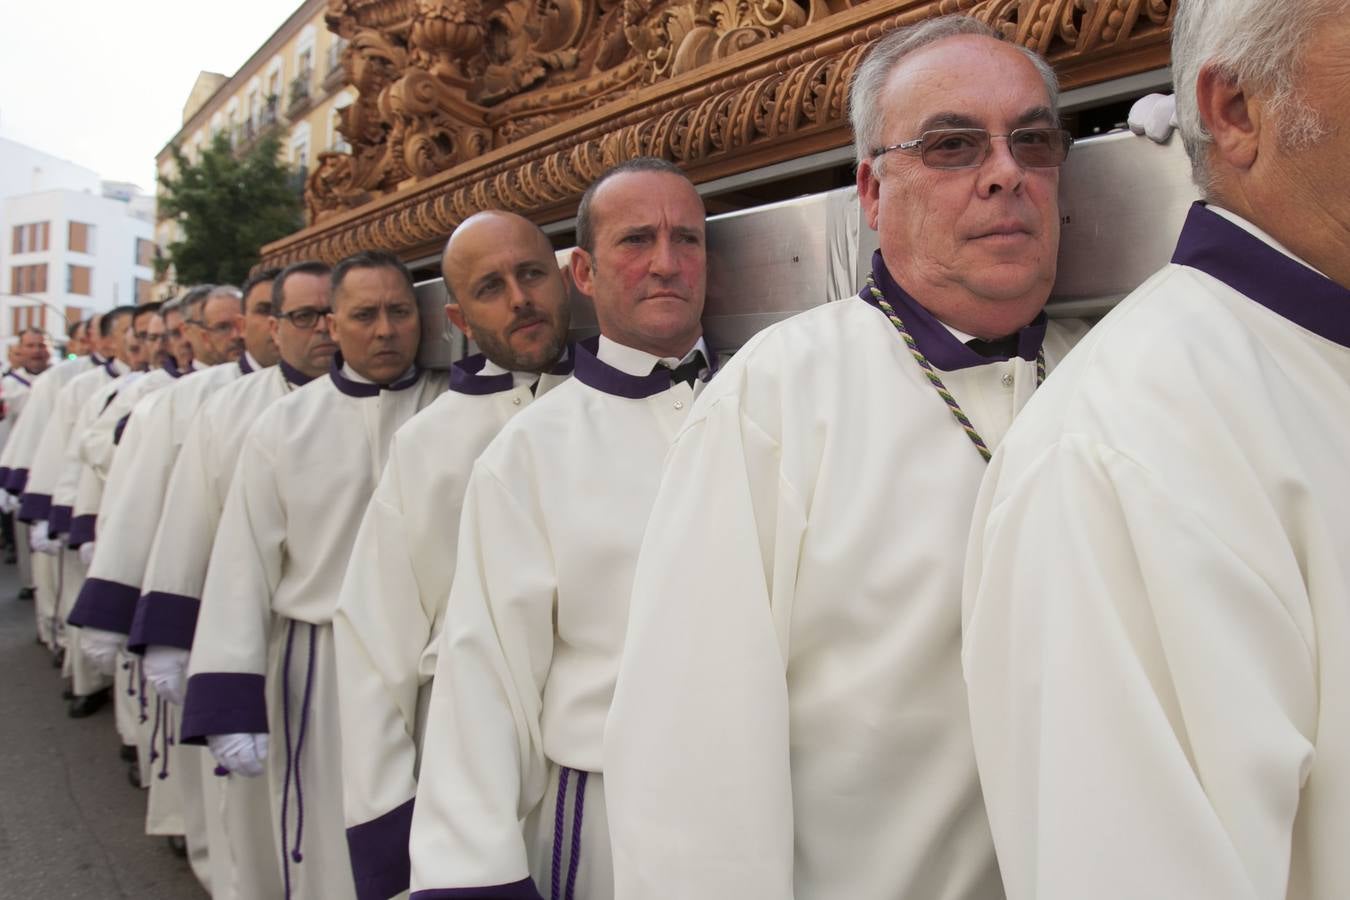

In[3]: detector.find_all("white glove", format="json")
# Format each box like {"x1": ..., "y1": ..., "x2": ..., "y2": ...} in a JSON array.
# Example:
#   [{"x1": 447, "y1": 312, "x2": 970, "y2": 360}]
[
  {"x1": 30, "y1": 520, "x2": 61, "y2": 555},
  {"x1": 78, "y1": 541, "x2": 97, "y2": 567},
  {"x1": 0, "y1": 491, "x2": 18, "y2": 514},
  {"x1": 142, "y1": 645, "x2": 191, "y2": 706},
  {"x1": 79, "y1": 628, "x2": 125, "y2": 675},
  {"x1": 207, "y1": 732, "x2": 270, "y2": 778},
  {"x1": 1128, "y1": 93, "x2": 1177, "y2": 144}
]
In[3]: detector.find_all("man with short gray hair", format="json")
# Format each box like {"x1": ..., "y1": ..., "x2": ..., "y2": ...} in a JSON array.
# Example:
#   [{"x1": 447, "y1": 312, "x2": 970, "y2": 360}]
[
  {"x1": 963, "y1": 2, "x2": 1350, "y2": 898},
  {"x1": 604, "y1": 15, "x2": 1085, "y2": 899}
]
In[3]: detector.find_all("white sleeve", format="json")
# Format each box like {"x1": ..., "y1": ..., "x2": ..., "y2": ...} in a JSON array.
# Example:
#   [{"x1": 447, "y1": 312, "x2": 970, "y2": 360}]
[
  {"x1": 408, "y1": 465, "x2": 555, "y2": 893},
  {"x1": 962, "y1": 435, "x2": 1317, "y2": 900},
  {"x1": 604, "y1": 395, "x2": 802, "y2": 899},
  {"x1": 180, "y1": 421, "x2": 283, "y2": 741}
]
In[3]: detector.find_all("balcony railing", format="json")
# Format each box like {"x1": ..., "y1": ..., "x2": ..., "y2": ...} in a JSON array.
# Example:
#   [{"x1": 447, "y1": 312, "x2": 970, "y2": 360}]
[{"x1": 287, "y1": 73, "x2": 313, "y2": 117}]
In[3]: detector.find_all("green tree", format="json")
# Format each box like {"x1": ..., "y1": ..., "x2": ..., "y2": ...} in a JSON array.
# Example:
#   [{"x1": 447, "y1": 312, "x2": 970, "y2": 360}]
[{"x1": 157, "y1": 131, "x2": 304, "y2": 286}]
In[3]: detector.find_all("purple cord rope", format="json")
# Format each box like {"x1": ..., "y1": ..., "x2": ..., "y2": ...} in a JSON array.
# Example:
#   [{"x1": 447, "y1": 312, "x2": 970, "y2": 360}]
[
  {"x1": 564, "y1": 771, "x2": 587, "y2": 900},
  {"x1": 148, "y1": 694, "x2": 162, "y2": 765},
  {"x1": 280, "y1": 619, "x2": 297, "y2": 900},
  {"x1": 290, "y1": 623, "x2": 317, "y2": 864},
  {"x1": 158, "y1": 699, "x2": 172, "y2": 780},
  {"x1": 123, "y1": 659, "x2": 134, "y2": 695},
  {"x1": 551, "y1": 766, "x2": 571, "y2": 900},
  {"x1": 137, "y1": 660, "x2": 148, "y2": 723}
]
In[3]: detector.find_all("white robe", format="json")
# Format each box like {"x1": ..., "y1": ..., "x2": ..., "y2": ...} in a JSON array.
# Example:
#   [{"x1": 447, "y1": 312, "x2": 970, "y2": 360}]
[
  {"x1": 409, "y1": 338, "x2": 708, "y2": 900},
  {"x1": 182, "y1": 361, "x2": 445, "y2": 900},
  {"x1": 962, "y1": 202, "x2": 1350, "y2": 900},
  {"x1": 134, "y1": 361, "x2": 313, "y2": 900},
  {"x1": 335, "y1": 353, "x2": 574, "y2": 900},
  {"x1": 602, "y1": 256, "x2": 1087, "y2": 900},
  {"x1": 1, "y1": 367, "x2": 40, "y2": 590}
]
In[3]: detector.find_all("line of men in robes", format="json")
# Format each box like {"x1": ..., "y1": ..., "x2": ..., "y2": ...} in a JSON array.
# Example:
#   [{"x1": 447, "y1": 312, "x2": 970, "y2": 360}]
[{"x1": 13, "y1": 2, "x2": 1347, "y2": 898}]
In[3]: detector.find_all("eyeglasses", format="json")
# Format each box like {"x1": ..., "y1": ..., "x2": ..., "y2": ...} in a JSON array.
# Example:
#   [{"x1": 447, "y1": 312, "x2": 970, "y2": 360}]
[
  {"x1": 133, "y1": 331, "x2": 166, "y2": 342},
  {"x1": 274, "y1": 307, "x2": 331, "y2": 330},
  {"x1": 200, "y1": 321, "x2": 239, "y2": 336},
  {"x1": 872, "y1": 127, "x2": 1073, "y2": 169}
]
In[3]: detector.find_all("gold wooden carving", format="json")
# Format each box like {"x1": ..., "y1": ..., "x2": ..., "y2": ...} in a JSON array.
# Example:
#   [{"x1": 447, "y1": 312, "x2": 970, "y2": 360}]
[{"x1": 268, "y1": 0, "x2": 1173, "y2": 266}]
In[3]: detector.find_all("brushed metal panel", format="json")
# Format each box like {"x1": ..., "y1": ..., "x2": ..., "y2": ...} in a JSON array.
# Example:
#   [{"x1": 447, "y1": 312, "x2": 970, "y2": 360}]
[{"x1": 414, "y1": 278, "x2": 471, "y2": 369}]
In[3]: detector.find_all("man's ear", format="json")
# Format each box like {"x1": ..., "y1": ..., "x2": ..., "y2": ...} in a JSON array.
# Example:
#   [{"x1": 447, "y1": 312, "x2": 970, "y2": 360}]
[
  {"x1": 570, "y1": 248, "x2": 596, "y2": 298},
  {"x1": 857, "y1": 159, "x2": 882, "y2": 231},
  {"x1": 445, "y1": 303, "x2": 473, "y2": 340},
  {"x1": 1195, "y1": 64, "x2": 1261, "y2": 172}
]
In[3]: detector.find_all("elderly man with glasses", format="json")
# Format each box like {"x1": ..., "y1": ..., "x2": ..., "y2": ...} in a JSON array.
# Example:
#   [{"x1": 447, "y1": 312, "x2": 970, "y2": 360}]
[{"x1": 604, "y1": 16, "x2": 1087, "y2": 899}]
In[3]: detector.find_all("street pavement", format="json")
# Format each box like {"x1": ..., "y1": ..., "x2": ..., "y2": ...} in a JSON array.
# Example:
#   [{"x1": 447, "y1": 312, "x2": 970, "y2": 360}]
[{"x1": 0, "y1": 562, "x2": 207, "y2": 898}]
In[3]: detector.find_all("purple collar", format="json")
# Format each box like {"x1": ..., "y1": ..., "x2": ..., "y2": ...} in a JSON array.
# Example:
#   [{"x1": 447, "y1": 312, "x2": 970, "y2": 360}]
[
  {"x1": 90, "y1": 353, "x2": 107, "y2": 366},
  {"x1": 1172, "y1": 202, "x2": 1350, "y2": 349},
  {"x1": 327, "y1": 350, "x2": 420, "y2": 397},
  {"x1": 238, "y1": 355, "x2": 254, "y2": 375},
  {"x1": 163, "y1": 357, "x2": 183, "y2": 379},
  {"x1": 279, "y1": 359, "x2": 315, "y2": 387},
  {"x1": 4, "y1": 370, "x2": 32, "y2": 388},
  {"x1": 573, "y1": 337, "x2": 713, "y2": 399},
  {"x1": 862, "y1": 250, "x2": 1047, "y2": 371},
  {"x1": 103, "y1": 358, "x2": 121, "y2": 378},
  {"x1": 449, "y1": 344, "x2": 580, "y2": 397}
]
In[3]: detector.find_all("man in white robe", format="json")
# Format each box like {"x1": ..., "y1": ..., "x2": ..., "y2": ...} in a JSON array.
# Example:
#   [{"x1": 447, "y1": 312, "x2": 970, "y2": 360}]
[
  {"x1": 19, "y1": 307, "x2": 134, "y2": 664},
  {"x1": 603, "y1": 18, "x2": 1087, "y2": 900},
  {"x1": 0, "y1": 318, "x2": 100, "y2": 618},
  {"x1": 334, "y1": 212, "x2": 574, "y2": 900},
  {"x1": 962, "y1": 5, "x2": 1350, "y2": 899},
  {"x1": 68, "y1": 283, "x2": 266, "y2": 888},
  {"x1": 129, "y1": 261, "x2": 332, "y2": 900},
  {"x1": 182, "y1": 251, "x2": 445, "y2": 900},
  {"x1": 409, "y1": 158, "x2": 712, "y2": 900},
  {"x1": 0, "y1": 327, "x2": 52, "y2": 591}
]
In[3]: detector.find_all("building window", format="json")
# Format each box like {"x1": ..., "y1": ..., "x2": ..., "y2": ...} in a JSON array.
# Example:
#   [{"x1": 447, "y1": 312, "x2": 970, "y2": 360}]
[
  {"x1": 331, "y1": 108, "x2": 351, "y2": 153},
  {"x1": 11, "y1": 222, "x2": 50, "y2": 254},
  {"x1": 11, "y1": 305, "x2": 46, "y2": 333},
  {"x1": 136, "y1": 238, "x2": 155, "y2": 268},
  {"x1": 134, "y1": 277, "x2": 154, "y2": 304},
  {"x1": 65, "y1": 306, "x2": 83, "y2": 328},
  {"x1": 68, "y1": 221, "x2": 95, "y2": 254},
  {"x1": 67, "y1": 264, "x2": 92, "y2": 296},
  {"x1": 10, "y1": 264, "x2": 48, "y2": 294},
  {"x1": 293, "y1": 140, "x2": 309, "y2": 171}
]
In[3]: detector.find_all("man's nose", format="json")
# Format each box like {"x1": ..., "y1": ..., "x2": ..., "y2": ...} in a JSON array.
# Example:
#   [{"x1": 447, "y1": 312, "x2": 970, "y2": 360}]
[
  {"x1": 649, "y1": 236, "x2": 679, "y2": 276},
  {"x1": 977, "y1": 135, "x2": 1026, "y2": 198}
]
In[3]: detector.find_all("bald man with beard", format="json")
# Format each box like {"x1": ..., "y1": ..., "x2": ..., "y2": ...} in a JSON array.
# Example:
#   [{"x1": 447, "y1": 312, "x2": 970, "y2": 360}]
[{"x1": 334, "y1": 212, "x2": 575, "y2": 900}]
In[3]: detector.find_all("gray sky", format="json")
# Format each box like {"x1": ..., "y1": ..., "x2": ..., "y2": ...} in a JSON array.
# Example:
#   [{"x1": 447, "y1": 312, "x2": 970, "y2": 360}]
[{"x1": 0, "y1": 0, "x2": 312, "y2": 193}]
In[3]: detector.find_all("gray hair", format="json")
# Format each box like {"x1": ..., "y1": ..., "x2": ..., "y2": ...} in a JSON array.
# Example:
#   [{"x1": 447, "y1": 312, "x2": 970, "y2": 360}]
[
  {"x1": 1172, "y1": 0, "x2": 1337, "y2": 196},
  {"x1": 848, "y1": 15, "x2": 1061, "y2": 172}
]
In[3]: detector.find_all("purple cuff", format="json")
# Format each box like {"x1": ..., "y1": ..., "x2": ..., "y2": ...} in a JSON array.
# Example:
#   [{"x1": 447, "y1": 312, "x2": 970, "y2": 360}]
[
  {"x1": 17, "y1": 491, "x2": 50, "y2": 524},
  {"x1": 49, "y1": 504, "x2": 72, "y2": 536},
  {"x1": 127, "y1": 590, "x2": 200, "y2": 654},
  {"x1": 5, "y1": 467, "x2": 28, "y2": 494},
  {"x1": 180, "y1": 672, "x2": 268, "y2": 744},
  {"x1": 68, "y1": 514, "x2": 96, "y2": 548},
  {"x1": 0, "y1": 467, "x2": 10, "y2": 485},
  {"x1": 349, "y1": 798, "x2": 415, "y2": 900},
  {"x1": 66, "y1": 577, "x2": 139, "y2": 635},
  {"x1": 410, "y1": 882, "x2": 545, "y2": 900}
]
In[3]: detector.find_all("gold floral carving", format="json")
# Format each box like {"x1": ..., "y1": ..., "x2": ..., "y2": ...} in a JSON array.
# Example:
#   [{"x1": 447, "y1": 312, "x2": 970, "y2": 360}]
[{"x1": 275, "y1": 0, "x2": 1172, "y2": 266}]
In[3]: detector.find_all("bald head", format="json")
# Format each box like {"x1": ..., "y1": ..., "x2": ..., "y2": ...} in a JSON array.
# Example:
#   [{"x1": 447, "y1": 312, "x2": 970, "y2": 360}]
[{"x1": 441, "y1": 210, "x2": 570, "y2": 374}]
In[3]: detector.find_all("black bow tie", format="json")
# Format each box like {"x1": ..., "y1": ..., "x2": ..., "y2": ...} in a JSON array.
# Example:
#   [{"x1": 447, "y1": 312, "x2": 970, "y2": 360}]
[
  {"x1": 658, "y1": 352, "x2": 706, "y2": 388},
  {"x1": 965, "y1": 335, "x2": 1020, "y2": 359}
]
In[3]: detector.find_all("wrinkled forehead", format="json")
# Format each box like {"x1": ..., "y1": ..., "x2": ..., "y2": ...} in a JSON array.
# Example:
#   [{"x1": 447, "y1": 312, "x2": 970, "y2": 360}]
[
  {"x1": 880, "y1": 35, "x2": 1054, "y2": 138},
  {"x1": 335, "y1": 266, "x2": 416, "y2": 309}
]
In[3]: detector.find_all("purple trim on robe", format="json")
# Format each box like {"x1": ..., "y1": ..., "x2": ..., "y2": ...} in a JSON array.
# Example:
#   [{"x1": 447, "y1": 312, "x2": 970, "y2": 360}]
[
  {"x1": 68, "y1": 513, "x2": 96, "y2": 548},
  {"x1": 279, "y1": 358, "x2": 316, "y2": 387},
  {"x1": 1171, "y1": 202, "x2": 1350, "y2": 349},
  {"x1": 0, "y1": 467, "x2": 10, "y2": 485},
  {"x1": 410, "y1": 880, "x2": 545, "y2": 900},
  {"x1": 180, "y1": 672, "x2": 269, "y2": 743},
  {"x1": 17, "y1": 490, "x2": 50, "y2": 524},
  {"x1": 328, "y1": 350, "x2": 421, "y2": 397},
  {"x1": 127, "y1": 590, "x2": 201, "y2": 653},
  {"x1": 67, "y1": 577, "x2": 139, "y2": 634},
  {"x1": 347, "y1": 798, "x2": 415, "y2": 900},
  {"x1": 48, "y1": 504, "x2": 72, "y2": 536},
  {"x1": 238, "y1": 354, "x2": 254, "y2": 375},
  {"x1": 113, "y1": 414, "x2": 131, "y2": 445},
  {"x1": 5, "y1": 468, "x2": 27, "y2": 494},
  {"x1": 103, "y1": 359, "x2": 120, "y2": 379},
  {"x1": 450, "y1": 343, "x2": 583, "y2": 397},
  {"x1": 163, "y1": 357, "x2": 183, "y2": 379},
  {"x1": 90, "y1": 353, "x2": 107, "y2": 366},
  {"x1": 863, "y1": 249, "x2": 1048, "y2": 371},
  {"x1": 4, "y1": 370, "x2": 32, "y2": 388},
  {"x1": 572, "y1": 342, "x2": 671, "y2": 400}
]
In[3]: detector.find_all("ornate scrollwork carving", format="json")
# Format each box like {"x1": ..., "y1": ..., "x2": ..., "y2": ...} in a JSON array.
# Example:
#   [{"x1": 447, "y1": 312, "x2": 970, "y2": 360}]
[{"x1": 277, "y1": 0, "x2": 1173, "y2": 264}]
